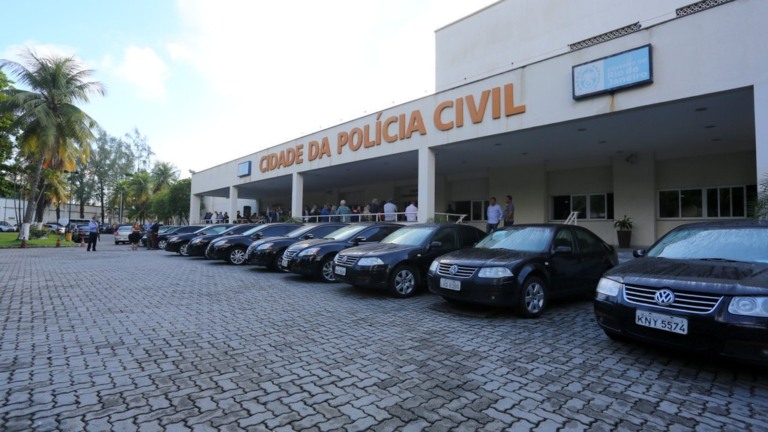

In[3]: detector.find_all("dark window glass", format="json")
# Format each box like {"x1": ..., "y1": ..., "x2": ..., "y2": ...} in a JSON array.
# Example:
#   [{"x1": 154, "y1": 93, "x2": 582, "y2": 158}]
[
  {"x1": 552, "y1": 196, "x2": 570, "y2": 220},
  {"x1": 571, "y1": 195, "x2": 587, "y2": 219},
  {"x1": 553, "y1": 228, "x2": 575, "y2": 250},
  {"x1": 589, "y1": 194, "x2": 606, "y2": 219},
  {"x1": 681, "y1": 189, "x2": 702, "y2": 217},
  {"x1": 719, "y1": 188, "x2": 732, "y2": 217},
  {"x1": 747, "y1": 184, "x2": 758, "y2": 218},
  {"x1": 607, "y1": 193, "x2": 614, "y2": 219},
  {"x1": 432, "y1": 228, "x2": 457, "y2": 248},
  {"x1": 573, "y1": 227, "x2": 604, "y2": 254},
  {"x1": 659, "y1": 191, "x2": 680, "y2": 218},
  {"x1": 732, "y1": 187, "x2": 745, "y2": 217},
  {"x1": 707, "y1": 188, "x2": 718, "y2": 217}
]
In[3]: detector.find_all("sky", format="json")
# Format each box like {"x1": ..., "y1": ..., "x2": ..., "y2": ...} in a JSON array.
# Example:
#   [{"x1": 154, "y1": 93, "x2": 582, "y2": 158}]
[{"x1": 1, "y1": 0, "x2": 497, "y2": 178}]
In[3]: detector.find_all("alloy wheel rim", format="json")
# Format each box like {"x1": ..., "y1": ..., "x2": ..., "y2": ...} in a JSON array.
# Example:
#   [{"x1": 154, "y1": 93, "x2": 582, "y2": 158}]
[
  {"x1": 231, "y1": 249, "x2": 245, "y2": 265},
  {"x1": 322, "y1": 261, "x2": 336, "y2": 281},
  {"x1": 525, "y1": 282, "x2": 544, "y2": 313},
  {"x1": 394, "y1": 270, "x2": 415, "y2": 295}
]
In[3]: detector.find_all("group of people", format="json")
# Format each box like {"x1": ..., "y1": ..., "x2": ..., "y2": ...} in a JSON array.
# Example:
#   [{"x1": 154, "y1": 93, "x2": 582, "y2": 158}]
[
  {"x1": 486, "y1": 195, "x2": 515, "y2": 233},
  {"x1": 202, "y1": 211, "x2": 229, "y2": 224},
  {"x1": 300, "y1": 198, "x2": 418, "y2": 223}
]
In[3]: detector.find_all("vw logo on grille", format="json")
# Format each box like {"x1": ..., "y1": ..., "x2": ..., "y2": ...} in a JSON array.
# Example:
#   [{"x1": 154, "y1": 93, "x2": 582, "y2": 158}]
[
  {"x1": 449, "y1": 265, "x2": 458, "y2": 275},
  {"x1": 654, "y1": 289, "x2": 675, "y2": 306}
]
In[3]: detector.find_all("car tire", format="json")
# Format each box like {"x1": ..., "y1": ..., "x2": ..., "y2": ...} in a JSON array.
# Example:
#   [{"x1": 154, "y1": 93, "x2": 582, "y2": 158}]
[
  {"x1": 318, "y1": 255, "x2": 337, "y2": 283},
  {"x1": 228, "y1": 247, "x2": 247, "y2": 265},
  {"x1": 158, "y1": 240, "x2": 167, "y2": 250},
  {"x1": 179, "y1": 242, "x2": 190, "y2": 256},
  {"x1": 268, "y1": 249, "x2": 286, "y2": 271},
  {"x1": 115, "y1": 241, "x2": 119, "y2": 245},
  {"x1": 516, "y1": 276, "x2": 547, "y2": 318},
  {"x1": 389, "y1": 264, "x2": 419, "y2": 298}
]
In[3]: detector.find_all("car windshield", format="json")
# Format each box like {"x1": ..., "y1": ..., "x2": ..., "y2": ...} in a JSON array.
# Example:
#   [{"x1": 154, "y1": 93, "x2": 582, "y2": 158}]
[
  {"x1": 647, "y1": 226, "x2": 768, "y2": 263},
  {"x1": 381, "y1": 226, "x2": 435, "y2": 246},
  {"x1": 195, "y1": 225, "x2": 228, "y2": 235},
  {"x1": 322, "y1": 225, "x2": 368, "y2": 240},
  {"x1": 281, "y1": 224, "x2": 323, "y2": 238},
  {"x1": 221, "y1": 225, "x2": 253, "y2": 236},
  {"x1": 475, "y1": 226, "x2": 552, "y2": 252}
]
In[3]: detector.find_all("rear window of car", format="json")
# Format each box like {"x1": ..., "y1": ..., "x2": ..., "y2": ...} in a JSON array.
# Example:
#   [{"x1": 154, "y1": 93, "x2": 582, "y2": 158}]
[{"x1": 648, "y1": 226, "x2": 768, "y2": 263}]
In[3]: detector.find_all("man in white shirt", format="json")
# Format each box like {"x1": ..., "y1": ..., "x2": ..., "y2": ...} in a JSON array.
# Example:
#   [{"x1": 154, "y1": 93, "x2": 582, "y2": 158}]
[
  {"x1": 383, "y1": 199, "x2": 398, "y2": 221},
  {"x1": 486, "y1": 197, "x2": 503, "y2": 233},
  {"x1": 405, "y1": 201, "x2": 418, "y2": 222}
]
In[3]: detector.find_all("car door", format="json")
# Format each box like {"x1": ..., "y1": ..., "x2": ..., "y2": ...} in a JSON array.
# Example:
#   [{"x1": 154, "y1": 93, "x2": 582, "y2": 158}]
[
  {"x1": 418, "y1": 227, "x2": 460, "y2": 273},
  {"x1": 547, "y1": 227, "x2": 585, "y2": 293},
  {"x1": 572, "y1": 226, "x2": 612, "y2": 287},
  {"x1": 355, "y1": 225, "x2": 401, "y2": 245}
]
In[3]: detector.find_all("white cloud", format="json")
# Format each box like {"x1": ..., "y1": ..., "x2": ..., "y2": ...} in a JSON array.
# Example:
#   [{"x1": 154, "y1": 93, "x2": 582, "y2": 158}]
[{"x1": 114, "y1": 46, "x2": 169, "y2": 101}]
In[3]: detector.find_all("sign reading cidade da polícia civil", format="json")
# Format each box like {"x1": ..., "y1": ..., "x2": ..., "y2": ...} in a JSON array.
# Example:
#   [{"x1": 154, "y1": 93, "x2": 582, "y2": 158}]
[{"x1": 572, "y1": 44, "x2": 653, "y2": 100}]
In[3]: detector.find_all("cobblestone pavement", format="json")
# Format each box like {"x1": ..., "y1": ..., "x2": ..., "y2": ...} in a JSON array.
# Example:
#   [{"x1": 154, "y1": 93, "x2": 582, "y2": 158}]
[{"x1": 1, "y1": 238, "x2": 766, "y2": 431}]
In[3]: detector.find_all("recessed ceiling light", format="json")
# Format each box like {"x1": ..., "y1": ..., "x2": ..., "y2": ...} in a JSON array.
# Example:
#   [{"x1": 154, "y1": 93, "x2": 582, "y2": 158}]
[
  {"x1": 712, "y1": 138, "x2": 722, "y2": 142},
  {"x1": 494, "y1": 142, "x2": 502, "y2": 146},
  {"x1": 599, "y1": 140, "x2": 607, "y2": 144},
  {"x1": 577, "y1": 128, "x2": 587, "y2": 132},
  {"x1": 521, "y1": 152, "x2": 528, "y2": 156},
  {"x1": 695, "y1": 107, "x2": 708, "y2": 112},
  {"x1": 705, "y1": 125, "x2": 716, "y2": 129}
]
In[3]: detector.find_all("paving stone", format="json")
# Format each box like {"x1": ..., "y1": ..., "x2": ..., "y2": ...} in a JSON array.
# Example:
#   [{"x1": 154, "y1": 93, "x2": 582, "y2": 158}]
[{"x1": 1, "y1": 244, "x2": 767, "y2": 432}]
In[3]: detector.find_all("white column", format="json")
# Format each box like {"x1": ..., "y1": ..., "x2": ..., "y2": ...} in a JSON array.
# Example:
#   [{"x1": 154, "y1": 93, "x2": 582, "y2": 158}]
[
  {"x1": 229, "y1": 186, "x2": 239, "y2": 223},
  {"x1": 418, "y1": 147, "x2": 436, "y2": 223},
  {"x1": 755, "y1": 82, "x2": 768, "y2": 185},
  {"x1": 189, "y1": 194, "x2": 201, "y2": 224},
  {"x1": 291, "y1": 172, "x2": 304, "y2": 221}
]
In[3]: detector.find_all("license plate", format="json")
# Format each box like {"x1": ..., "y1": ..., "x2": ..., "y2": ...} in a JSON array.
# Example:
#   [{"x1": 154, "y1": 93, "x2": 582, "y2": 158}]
[
  {"x1": 439, "y1": 278, "x2": 461, "y2": 291},
  {"x1": 334, "y1": 266, "x2": 346, "y2": 276},
  {"x1": 281, "y1": 258, "x2": 289, "y2": 268},
  {"x1": 635, "y1": 310, "x2": 688, "y2": 335}
]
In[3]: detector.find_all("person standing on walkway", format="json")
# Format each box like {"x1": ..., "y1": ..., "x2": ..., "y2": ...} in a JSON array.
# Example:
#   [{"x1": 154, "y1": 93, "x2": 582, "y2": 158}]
[
  {"x1": 405, "y1": 201, "x2": 418, "y2": 222},
  {"x1": 486, "y1": 197, "x2": 503, "y2": 233},
  {"x1": 504, "y1": 195, "x2": 515, "y2": 226},
  {"x1": 336, "y1": 200, "x2": 352, "y2": 222},
  {"x1": 129, "y1": 222, "x2": 142, "y2": 251},
  {"x1": 86, "y1": 216, "x2": 99, "y2": 251},
  {"x1": 150, "y1": 220, "x2": 161, "y2": 249},
  {"x1": 383, "y1": 199, "x2": 398, "y2": 221}
]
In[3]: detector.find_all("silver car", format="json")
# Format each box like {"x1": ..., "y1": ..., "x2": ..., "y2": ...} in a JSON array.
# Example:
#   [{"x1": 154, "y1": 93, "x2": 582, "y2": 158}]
[{"x1": 114, "y1": 225, "x2": 133, "y2": 244}]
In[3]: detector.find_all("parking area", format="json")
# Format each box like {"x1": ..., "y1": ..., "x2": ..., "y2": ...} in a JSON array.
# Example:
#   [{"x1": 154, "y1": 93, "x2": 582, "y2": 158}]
[{"x1": 1, "y1": 238, "x2": 766, "y2": 431}]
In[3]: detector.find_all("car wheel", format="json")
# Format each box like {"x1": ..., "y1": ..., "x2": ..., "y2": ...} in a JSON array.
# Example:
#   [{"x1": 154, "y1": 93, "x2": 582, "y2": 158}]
[
  {"x1": 115, "y1": 241, "x2": 119, "y2": 245},
  {"x1": 269, "y1": 250, "x2": 286, "y2": 271},
  {"x1": 158, "y1": 240, "x2": 167, "y2": 250},
  {"x1": 516, "y1": 276, "x2": 547, "y2": 318},
  {"x1": 318, "y1": 255, "x2": 337, "y2": 283},
  {"x1": 179, "y1": 242, "x2": 190, "y2": 256},
  {"x1": 389, "y1": 264, "x2": 419, "y2": 298},
  {"x1": 228, "y1": 247, "x2": 247, "y2": 265}
]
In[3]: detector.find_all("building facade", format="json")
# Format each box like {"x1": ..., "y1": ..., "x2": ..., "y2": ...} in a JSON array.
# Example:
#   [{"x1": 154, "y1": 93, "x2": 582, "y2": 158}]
[{"x1": 189, "y1": 0, "x2": 767, "y2": 247}]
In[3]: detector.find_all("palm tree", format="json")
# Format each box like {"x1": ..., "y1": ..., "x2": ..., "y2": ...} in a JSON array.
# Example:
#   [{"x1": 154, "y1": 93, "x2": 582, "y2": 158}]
[
  {"x1": 0, "y1": 49, "x2": 104, "y2": 233},
  {"x1": 126, "y1": 171, "x2": 152, "y2": 223},
  {"x1": 150, "y1": 161, "x2": 179, "y2": 194}
]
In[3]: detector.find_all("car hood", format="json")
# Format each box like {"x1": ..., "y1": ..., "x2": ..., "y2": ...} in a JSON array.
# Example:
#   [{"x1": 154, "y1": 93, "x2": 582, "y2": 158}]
[
  {"x1": 341, "y1": 242, "x2": 417, "y2": 257},
  {"x1": 605, "y1": 257, "x2": 768, "y2": 295},
  {"x1": 436, "y1": 248, "x2": 540, "y2": 266},
  {"x1": 289, "y1": 237, "x2": 347, "y2": 250}
]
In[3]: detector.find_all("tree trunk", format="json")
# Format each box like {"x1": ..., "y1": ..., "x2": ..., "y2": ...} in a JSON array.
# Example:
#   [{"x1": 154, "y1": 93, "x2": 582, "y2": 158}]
[{"x1": 19, "y1": 157, "x2": 45, "y2": 240}]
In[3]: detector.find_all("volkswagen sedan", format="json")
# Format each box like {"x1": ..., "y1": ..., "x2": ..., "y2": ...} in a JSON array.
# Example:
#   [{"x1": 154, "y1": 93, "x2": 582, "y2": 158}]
[
  {"x1": 594, "y1": 220, "x2": 768, "y2": 364},
  {"x1": 205, "y1": 223, "x2": 303, "y2": 265},
  {"x1": 246, "y1": 223, "x2": 348, "y2": 270},
  {"x1": 333, "y1": 223, "x2": 486, "y2": 298},
  {"x1": 428, "y1": 224, "x2": 617, "y2": 317}
]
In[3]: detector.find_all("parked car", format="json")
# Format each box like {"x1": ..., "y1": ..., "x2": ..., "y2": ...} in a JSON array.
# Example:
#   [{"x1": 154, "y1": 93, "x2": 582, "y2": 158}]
[
  {"x1": 428, "y1": 224, "x2": 618, "y2": 317},
  {"x1": 43, "y1": 223, "x2": 64, "y2": 234},
  {"x1": 114, "y1": 225, "x2": 134, "y2": 244},
  {"x1": 0, "y1": 221, "x2": 18, "y2": 232},
  {"x1": 71, "y1": 224, "x2": 90, "y2": 243},
  {"x1": 333, "y1": 223, "x2": 486, "y2": 298},
  {"x1": 140, "y1": 225, "x2": 176, "y2": 247},
  {"x1": 246, "y1": 223, "x2": 348, "y2": 270},
  {"x1": 147, "y1": 225, "x2": 203, "y2": 249},
  {"x1": 594, "y1": 220, "x2": 768, "y2": 364},
  {"x1": 284, "y1": 222, "x2": 403, "y2": 282},
  {"x1": 164, "y1": 224, "x2": 234, "y2": 255},
  {"x1": 186, "y1": 223, "x2": 262, "y2": 257},
  {"x1": 206, "y1": 223, "x2": 304, "y2": 265}
]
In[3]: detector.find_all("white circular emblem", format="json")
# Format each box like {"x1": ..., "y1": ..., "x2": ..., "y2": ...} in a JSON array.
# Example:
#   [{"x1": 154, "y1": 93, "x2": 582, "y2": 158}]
[
  {"x1": 449, "y1": 265, "x2": 458, "y2": 275},
  {"x1": 654, "y1": 289, "x2": 675, "y2": 306}
]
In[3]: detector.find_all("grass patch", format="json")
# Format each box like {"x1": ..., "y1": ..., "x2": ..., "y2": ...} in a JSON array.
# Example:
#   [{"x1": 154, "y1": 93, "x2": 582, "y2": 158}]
[{"x1": 0, "y1": 232, "x2": 78, "y2": 248}]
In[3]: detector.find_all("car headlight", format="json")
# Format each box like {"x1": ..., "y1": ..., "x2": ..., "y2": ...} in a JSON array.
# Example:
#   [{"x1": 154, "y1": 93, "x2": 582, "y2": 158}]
[
  {"x1": 216, "y1": 240, "x2": 229, "y2": 248},
  {"x1": 478, "y1": 267, "x2": 513, "y2": 278},
  {"x1": 429, "y1": 261, "x2": 439, "y2": 273},
  {"x1": 728, "y1": 297, "x2": 768, "y2": 317},
  {"x1": 358, "y1": 257, "x2": 384, "y2": 266},
  {"x1": 298, "y1": 247, "x2": 320, "y2": 257},
  {"x1": 596, "y1": 277, "x2": 622, "y2": 297},
  {"x1": 257, "y1": 242, "x2": 273, "y2": 250}
]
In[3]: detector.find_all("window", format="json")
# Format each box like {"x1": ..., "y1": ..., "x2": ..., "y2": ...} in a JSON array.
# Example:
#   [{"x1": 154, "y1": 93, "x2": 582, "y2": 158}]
[
  {"x1": 454, "y1": 200, "x2": 489, "y2": 222},
  {"x1": 659, "y1": 185, "x2": 754, "y2": 219},
  {"x1": 552, "y1": 193, "x2": 613, "y2": 220}
]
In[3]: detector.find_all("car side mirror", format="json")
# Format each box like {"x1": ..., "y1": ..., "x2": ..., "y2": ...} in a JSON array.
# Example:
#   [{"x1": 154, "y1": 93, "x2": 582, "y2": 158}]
[
  {"x1": 254, "y1": 233, "x2": 264, "y2": 239},
  {"x1": 429, "y1": 241, "x2": 443, "y2": 249},
  {"x1": 553, "y1": 245, "x2": 572, "y2": 254},
  {"x1": 633, "y1": 249, "x2": 646, "y2": 258},
  {"x1": 352, "y1": 236, "x2": 367, "y2": 245},
  {"x1": 303, "y1": 234, "x2": 314, "y2": 239}
]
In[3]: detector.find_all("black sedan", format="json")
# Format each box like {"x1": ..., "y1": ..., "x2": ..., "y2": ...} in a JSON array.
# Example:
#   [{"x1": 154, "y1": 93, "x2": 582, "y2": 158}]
[
  {"x1": 246, "y1": 223, "x2": 348, "y2": 270},
  {"x1": 594, "y1": 220, "x2": 768, "y2": 364},
  {"x1": 283, "y1": 222, "x2": 403, "y2": 282},
  {"x1": 333, "y1": 223, "x2": 486, "y2": 298},
  {"x1": 164, "y1": 224, "x2": 234, "y2": 255},
  {"x1": 145, "y1": 225, "x2": 203, "y2": 249},
  {"x1": 428, "y1": 224, "x2": 618, "y2": 317},
  {"x1": 186, "y1": 224, "x2": 262, "y2": 257},
  {"x1": 205, "y1": 223, "x2": 303, "y2": 265}
]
